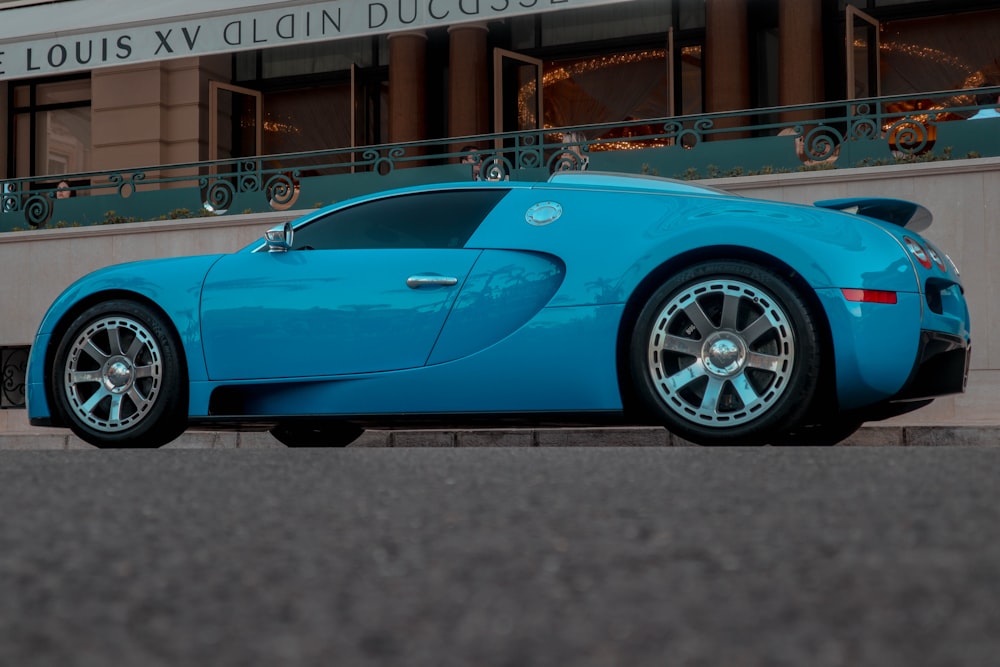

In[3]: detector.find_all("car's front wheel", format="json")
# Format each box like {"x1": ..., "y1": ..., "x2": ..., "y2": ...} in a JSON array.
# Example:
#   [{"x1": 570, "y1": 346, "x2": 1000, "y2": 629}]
[
  {"x1": 630, "y1": 261, "x2": 821, "y2": 445},
  {"x1": 51, "y1": 300, "x2": 187, "y2": 448}
]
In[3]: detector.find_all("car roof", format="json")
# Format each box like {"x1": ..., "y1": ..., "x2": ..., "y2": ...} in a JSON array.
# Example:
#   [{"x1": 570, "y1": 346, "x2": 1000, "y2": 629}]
[
  {"x1": 544, "y1": 171, "x2": 735, "y2": 197},
  {"x1": 269, "y1": 171, "x2": 736, "y2": 238},
  {"x1": 246, "y1": 172, "x2": 739, "y2": 253}
]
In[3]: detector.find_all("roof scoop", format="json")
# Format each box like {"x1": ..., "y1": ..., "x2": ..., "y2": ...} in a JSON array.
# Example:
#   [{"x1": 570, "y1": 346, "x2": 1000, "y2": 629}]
[{"x1": 813, "y1": 197, "x2": 932, "y2": 231}]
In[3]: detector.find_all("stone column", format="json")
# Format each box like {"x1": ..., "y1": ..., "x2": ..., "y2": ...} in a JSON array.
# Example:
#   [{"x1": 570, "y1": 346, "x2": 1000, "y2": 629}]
[
  {"x1": 92, "y1": 62, "x2": 169, "y2": 173},
  {"x1": 779, "y1": 0, "x2": 824, "y2": 123},
  {"x1": 705, "y1": 0, "x2": 750, "y2": 138},
  {"x1": 388, "y1": 31, "x2": 428, "y2": 153},
  {"x1": 448, "y1": 23, "x2": 489, "y2": 145},
  {"x1": 92, "y1": 56, "x2": 231, "y2": 189}
]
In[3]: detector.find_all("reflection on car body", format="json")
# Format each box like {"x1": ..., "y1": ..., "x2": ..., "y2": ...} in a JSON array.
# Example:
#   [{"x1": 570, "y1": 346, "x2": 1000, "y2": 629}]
[{"x1": 26, "y1": 172, "x2": 970, "y2": 448}]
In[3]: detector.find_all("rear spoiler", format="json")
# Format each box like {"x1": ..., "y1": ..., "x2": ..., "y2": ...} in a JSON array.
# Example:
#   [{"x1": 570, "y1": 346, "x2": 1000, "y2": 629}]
[{"x1": 813, "y1": 198, "x2": 932, "y2": 232}]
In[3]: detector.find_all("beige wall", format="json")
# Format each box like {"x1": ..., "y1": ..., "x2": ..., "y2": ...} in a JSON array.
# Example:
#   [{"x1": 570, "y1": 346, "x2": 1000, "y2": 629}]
[
  {"x1": 92, "y1": 55, "x2": 232, "y2": 179},
  {"x1": 0, "y1": 210, "x2": 298, "y2": 347},
  {"x1": 1, "y1": 158, "x2": 998, "y2": 430}
]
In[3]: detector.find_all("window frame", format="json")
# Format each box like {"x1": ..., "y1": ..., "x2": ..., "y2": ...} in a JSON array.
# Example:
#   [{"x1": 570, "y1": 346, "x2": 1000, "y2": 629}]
[
  {"x1": 290, "y1": 188, "x2": 510, "y2": 251},
  {"x1": 7, "y1": 73, "x2": 91, "y2": 179}
]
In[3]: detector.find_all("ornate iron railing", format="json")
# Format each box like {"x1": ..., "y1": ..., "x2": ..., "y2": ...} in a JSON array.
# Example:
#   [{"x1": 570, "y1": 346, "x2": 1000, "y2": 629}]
[
  {"x1": 1, "y1": 346, "x2": 28, "y2": 409},
  {"x1": 2, "y1": 86, "x2": 999, "y2": 232}
]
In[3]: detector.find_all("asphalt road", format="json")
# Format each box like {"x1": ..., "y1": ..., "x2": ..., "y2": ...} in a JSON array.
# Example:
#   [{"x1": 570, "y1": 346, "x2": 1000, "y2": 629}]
[{"x1": 1, "y1": 445, "x2": 999, "y2": 667}]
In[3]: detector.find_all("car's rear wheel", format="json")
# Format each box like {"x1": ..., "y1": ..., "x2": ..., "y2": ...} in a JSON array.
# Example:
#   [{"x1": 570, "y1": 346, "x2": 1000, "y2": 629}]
[
  {"x1": 631, "y1": 260, "x2": 821, "y2": 445},
  {"x1": 270, "y1": 421, "x2": 365, "y2": 448},
  {"x1": 51, "y1": 300, "x2": 187, "y2": 448}
]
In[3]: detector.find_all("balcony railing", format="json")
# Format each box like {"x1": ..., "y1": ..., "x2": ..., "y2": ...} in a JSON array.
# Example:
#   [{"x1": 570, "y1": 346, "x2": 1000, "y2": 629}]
[{"x1": 3, "y1": 87, "x2": 1000, "y2": 232}]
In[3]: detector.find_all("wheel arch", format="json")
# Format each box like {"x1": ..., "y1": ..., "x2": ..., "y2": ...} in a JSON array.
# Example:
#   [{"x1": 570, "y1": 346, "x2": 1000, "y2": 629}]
[
  {"x1": 43, "y1": 290, "x2": 191, "y2": 426},
  {"x1": 614, "y1": 245, "x2": 838, "y2": 421}
]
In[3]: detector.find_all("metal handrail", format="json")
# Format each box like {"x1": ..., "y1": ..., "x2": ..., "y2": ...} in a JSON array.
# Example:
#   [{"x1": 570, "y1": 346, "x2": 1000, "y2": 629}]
[{"x1": 3, "y1": 86, "x2": 1000, "y2": 231}]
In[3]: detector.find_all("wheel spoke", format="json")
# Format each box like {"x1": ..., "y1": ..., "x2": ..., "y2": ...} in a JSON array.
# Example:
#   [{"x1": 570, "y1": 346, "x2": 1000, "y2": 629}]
[
  {"x1": 730, "y1": 372, "x2": 762, "y2": 407},
  {"x1": 664, "y1": 360, "x2": 707, "y2": 392},
  {"x1": 82, "y1": 339, "x2": 110, "y2": 365},
  {"x1": 80, "y1": 387, "x2": 110, "y2": 416},
  {"x1": 108, "y1": 393, "x2": 125, "y2": 423},
  {"x1": 699, "y1": 376, "x2": 726, "y2": 412},
  {"x1": 124, "y1": 334, "x2": 147, "y2": 363},
  {"x1": 740, "y1": 313, "x2": 774, "y2": 346},
  {"x1": 661, "y1": 334, "x2": 703, "y2": 358},
  {"x1": 107, "y1": 324, "x2": 125, "y2": 356},
  {"x1": 683, "y1": 299, "x2": 717, "y2": 337},
  {"x1": 133, "y1": 363, "x2": 157, "y2": 380},
  {"x1": 720, "y1": 292, "x2": 741, "y2": 330},
  {"x1": 746, "y1": 351, "x2": 784, "y2": 374},
  {"x1": 127, "y1": 387, "x2": 148, "y2": 410},
  {"x1": 69, "y1": 369, "x2": 104, "y2": 385}
]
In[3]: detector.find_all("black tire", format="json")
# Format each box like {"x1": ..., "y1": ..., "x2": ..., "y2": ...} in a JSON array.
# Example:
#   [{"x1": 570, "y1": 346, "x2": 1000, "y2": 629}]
[
  {"x1": 50, "y1": 300, "x2": 187, "y2": 448},
  {"x1": 630, "y1": 260, "x2": 821, "y2": 446},
  {"x1": 270, "y1": 421, "x2": 365, "y2": 448}
]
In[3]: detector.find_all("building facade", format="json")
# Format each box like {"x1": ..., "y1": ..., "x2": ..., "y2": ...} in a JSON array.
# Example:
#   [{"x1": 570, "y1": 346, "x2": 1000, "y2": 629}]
[{"x1": 3, "y1": 0, "x2": 1000, "y2": 189}]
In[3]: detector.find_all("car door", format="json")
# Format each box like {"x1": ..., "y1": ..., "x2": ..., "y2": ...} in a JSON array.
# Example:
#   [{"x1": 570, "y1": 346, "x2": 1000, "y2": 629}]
[{"x1": 200, "y1": 188, "x2": 508, "y2": 381}]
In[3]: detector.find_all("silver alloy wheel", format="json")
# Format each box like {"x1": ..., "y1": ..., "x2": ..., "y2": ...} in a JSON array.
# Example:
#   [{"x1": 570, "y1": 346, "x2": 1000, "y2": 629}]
[
  {"x1": 645, "y1": 277, "x2": 795, "y2": 427},
  {"x1": 62, "y1": 315, "x2": 163, "y2": 433}
]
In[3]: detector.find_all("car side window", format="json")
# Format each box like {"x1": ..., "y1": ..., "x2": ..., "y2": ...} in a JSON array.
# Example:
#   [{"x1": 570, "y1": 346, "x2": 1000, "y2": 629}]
[{"x1": 292, "y1": 189, "x2": 509, "y2": 250}]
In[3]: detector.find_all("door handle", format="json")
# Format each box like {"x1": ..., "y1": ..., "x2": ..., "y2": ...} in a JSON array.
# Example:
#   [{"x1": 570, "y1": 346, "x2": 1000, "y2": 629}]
[{"x1": 406, "y1": 275, "x2": 459, "y2": 289}]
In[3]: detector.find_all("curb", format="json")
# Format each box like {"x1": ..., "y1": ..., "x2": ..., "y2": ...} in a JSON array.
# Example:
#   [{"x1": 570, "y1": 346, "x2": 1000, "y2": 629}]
[{"x1": 1, "y1": 425, "x2": 998, "y2": 450}]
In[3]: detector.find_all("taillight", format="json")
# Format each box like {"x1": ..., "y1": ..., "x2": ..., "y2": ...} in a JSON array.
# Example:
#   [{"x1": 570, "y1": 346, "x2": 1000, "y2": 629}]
[
  {"x1": 903, "y1": 236, "x2": 933, "y2": 269},
  {"x1": 842, "y1": 288, "x2": 898, "y2": 304},
  {"x1": 926, "y1": 244, "x2": 948, "y2": 272}
]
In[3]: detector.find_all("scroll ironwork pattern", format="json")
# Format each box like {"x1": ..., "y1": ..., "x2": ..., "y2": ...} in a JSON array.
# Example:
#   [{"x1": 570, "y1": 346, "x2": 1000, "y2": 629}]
[
  {"x1": 2, "y1": 86, "x2": 999, "y2": 233},
  {"x1": 1, "y1": 347, "x2": 28, "y2": 409}
]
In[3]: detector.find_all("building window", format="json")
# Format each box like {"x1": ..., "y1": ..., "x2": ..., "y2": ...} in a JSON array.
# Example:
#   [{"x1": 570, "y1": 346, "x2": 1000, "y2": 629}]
[
  {"x1": 505, "y1": 0, "x2": 704, "y2": 138},
  {"x1": 262, "y1": 85, "x2": 353, "y2": 164},
  {"x1": 8, "y1": 76, "x2": 91, "y2": 180},
  {"x1": 541, "y1": 49, "x2": 672, "y2": 129},
  {"x1": 233, "y1": 37, "x2": 388, "y2": 157},
  {"x1": 880, "y1": 9, "x2": 1000, "y2": 96}
]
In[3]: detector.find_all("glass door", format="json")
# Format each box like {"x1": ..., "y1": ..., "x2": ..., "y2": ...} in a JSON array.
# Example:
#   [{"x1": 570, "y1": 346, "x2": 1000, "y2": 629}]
[
  {"x1": 351, "y1": 64, "x2": 388, "y2": 172},
  {"x1": 209, "y1": 82, "x2": 262, "y2": 162},
  {"x1": 493, "y1": 48, "x2": 544, "y2": 166},
  {"x1": 206, "y1": 82, "x2": 262, "y2": 212},
  {"x1": 846, "y1": 5, "x2": 881, "y2": 100}
]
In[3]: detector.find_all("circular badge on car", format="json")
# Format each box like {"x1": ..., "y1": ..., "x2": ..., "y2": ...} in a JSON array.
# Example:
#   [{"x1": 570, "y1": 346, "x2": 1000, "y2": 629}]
[{"x1": 525, "y1": 201, "x2": 563, "y2": 226}]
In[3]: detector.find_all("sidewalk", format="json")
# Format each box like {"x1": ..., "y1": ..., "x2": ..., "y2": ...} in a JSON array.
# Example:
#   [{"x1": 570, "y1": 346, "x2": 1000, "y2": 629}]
[{"x1": 1, "y1": 424, "x2": 998, "y2": 450}]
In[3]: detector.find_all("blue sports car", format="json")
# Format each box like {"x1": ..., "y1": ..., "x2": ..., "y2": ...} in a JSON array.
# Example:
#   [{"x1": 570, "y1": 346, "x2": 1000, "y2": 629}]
[{"x1": 26, "y1": 172, "x2": 970, "y2": 448}]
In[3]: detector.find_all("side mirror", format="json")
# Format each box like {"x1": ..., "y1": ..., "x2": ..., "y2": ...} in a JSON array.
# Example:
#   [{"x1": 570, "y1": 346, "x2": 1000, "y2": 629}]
[{"x1": 264, "y1": 221, "x2": 294, "y2": 253}]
